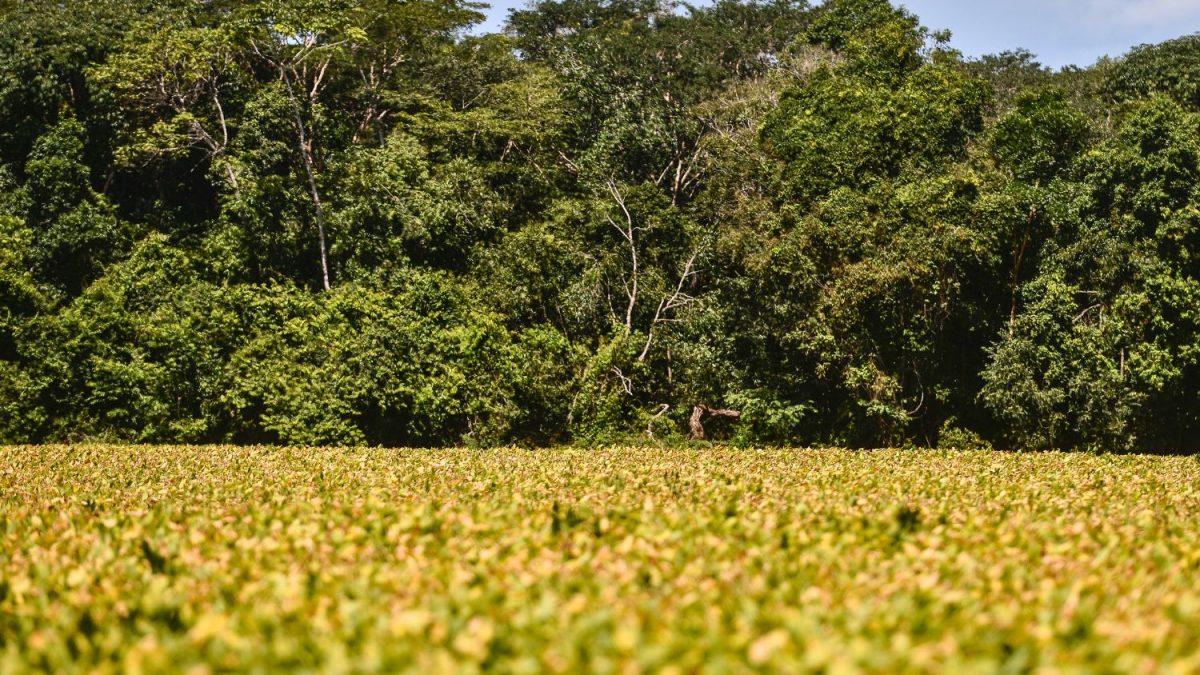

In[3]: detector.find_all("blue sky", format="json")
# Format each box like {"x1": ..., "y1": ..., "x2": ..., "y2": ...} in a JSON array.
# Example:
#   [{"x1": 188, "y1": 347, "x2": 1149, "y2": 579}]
[{"x1": 475, "y1": 0, "x2": 1200, "y2": 69}]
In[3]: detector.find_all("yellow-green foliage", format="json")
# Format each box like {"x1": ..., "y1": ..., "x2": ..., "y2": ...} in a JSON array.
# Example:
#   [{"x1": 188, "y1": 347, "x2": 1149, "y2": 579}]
[{"x1": 2, "y1": 447, "x2": 1200, "y2": 673}]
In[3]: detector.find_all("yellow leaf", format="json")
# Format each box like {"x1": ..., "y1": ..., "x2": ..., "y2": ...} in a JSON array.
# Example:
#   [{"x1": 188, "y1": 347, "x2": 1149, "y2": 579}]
[{"x1": 748, "y1": 629, "x2": 789, "y2": 665}]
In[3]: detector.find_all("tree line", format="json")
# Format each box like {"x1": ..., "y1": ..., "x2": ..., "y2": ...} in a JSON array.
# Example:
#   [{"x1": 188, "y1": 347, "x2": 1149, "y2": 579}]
[{"x1": 1, "y1": 0, "x2": 1198, "y2": 451}]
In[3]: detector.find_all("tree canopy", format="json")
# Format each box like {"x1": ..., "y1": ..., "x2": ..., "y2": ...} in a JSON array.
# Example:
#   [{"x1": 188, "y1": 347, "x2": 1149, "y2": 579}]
[{"x1": 1, "y1": 0, "x2": 1197, "y2": 451}]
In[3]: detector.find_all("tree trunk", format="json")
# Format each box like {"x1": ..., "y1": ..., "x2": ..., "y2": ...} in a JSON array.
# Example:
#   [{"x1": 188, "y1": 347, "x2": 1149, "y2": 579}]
[
  {"x1": 688, "y1": 405, "x2": 741, "y2": 440},
  {"x1": 282, "y1": 68, "x2": 331, "y2": 291}
]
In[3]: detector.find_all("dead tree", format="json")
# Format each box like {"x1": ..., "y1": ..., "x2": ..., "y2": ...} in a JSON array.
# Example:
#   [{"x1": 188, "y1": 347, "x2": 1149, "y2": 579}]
[
  {"x1": 638, "y1": 250, "x2": 699, "y2": 362},
  {"x1": 689, "y1": 405, "x2": 742, "y2": 441},
  {"x1": 645, "y1": 404, "x2": 670, "y2": 440},
  {"x1": 605, "y1": 179, "x2": 702, "y2": 358},
  {"x1": 605, "y1": 179, "x2": 640, "y2": 335},
  {"x1": 251, "y1": 29, "x2": 345, "y2": 292}
]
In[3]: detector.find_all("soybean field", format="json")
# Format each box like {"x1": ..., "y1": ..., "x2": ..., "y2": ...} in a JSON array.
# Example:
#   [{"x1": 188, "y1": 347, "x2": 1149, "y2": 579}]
[{"x1": 2, "y1": 446, "x2": 1199, "y2": 673}]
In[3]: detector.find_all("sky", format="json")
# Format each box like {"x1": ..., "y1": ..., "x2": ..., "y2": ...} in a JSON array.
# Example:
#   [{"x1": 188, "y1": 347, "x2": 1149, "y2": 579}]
[{"x1": 475, "y1": 0, "x2": 1200, "y2": 69}]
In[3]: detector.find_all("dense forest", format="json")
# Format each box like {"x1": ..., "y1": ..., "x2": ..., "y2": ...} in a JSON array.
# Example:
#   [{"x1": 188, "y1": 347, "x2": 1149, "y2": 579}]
[{"x1": 0, "y1": 0, "x2": 1198, "y2": 451}]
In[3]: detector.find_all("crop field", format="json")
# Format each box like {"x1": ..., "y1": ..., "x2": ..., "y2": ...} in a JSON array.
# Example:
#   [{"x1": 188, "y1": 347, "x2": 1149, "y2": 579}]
[{"x1": 2, "y1": 447, "x2": 1200, "y2": 673}]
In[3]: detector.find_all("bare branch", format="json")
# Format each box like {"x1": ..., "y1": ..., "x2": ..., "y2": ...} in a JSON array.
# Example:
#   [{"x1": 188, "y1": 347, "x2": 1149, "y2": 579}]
[
  {"x1": 606, "y1": 179, "x2": 638, "y2": 335},
  {"x1": 557, "y1": 151, "x2": 580, "y2": 174},
  {"x1": 638, "y1": 249, "x2": 700, "y2": 362},
  {"x1": 646, "y1": 404, "x2": 670, "y2": 439},
  {"x1": 611, "y1": 367, "x2": 633, "y2": 396},
  {"x1": 310, "y1": 56, "x2": 331, "y2": 101},
  {"x1": 1075, "y1": 303, "x2": 1103, "y2": 324}
]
